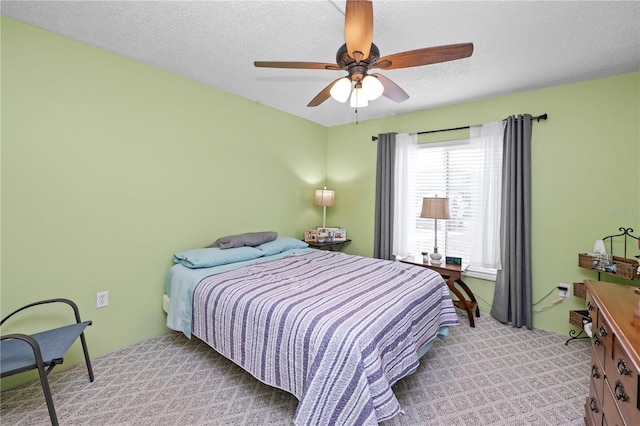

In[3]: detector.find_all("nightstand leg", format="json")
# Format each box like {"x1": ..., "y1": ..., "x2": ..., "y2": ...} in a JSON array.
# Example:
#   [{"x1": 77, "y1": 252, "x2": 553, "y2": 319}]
[
  {"x1": 445, "y1": 277, "x2": 479, "y2": 327},
  {"x1": 455, "y1": 279, "x2": 480, "y2": 318}
]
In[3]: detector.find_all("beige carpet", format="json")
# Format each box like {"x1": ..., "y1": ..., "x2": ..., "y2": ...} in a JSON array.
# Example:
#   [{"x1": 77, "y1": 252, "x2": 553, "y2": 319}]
[{"x1": 1, "y1": 315, "x2": 590, "y2": 425}]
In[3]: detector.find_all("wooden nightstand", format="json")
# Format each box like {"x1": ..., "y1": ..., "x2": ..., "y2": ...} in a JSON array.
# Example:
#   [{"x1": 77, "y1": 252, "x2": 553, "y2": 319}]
[
  {"x1": 399, "y1": 256, "x2": 480, "y2": 327},
  {"x1": 306, "y1": 239, "x2": 351, "y2": 252}
]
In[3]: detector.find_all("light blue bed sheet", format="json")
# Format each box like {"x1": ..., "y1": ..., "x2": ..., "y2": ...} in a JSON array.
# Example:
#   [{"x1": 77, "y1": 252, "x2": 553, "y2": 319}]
[
  {"x1": 165, "y1": 247, "x2": 314, "y2": 337},
  {"x1": 404, "y1": 325, "x2": 450, "y2": 375}
]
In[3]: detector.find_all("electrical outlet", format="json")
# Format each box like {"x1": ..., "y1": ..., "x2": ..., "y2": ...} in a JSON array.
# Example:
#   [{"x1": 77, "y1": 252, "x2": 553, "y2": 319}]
[
  {"x1": 97, "y1": 291, "x2": 109, "y2": 308},
  {"x1": 558, "y1": 283, "x2": 571, "y2": 298}
]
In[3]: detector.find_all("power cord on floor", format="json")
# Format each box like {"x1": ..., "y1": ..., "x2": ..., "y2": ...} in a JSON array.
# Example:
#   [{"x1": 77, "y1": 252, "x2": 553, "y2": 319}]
[
  {"x1": 465, "y1": 286, "x2": 562, "y2": 314},
  {"x1": 473, "y1": 293, "x2": 493, "y2": 310}
]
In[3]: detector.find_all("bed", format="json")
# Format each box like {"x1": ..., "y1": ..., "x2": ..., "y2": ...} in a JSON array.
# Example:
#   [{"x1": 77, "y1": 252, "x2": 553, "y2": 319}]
[{"x1": 164, "y1": 236, "x2": 458, "y2": 426}]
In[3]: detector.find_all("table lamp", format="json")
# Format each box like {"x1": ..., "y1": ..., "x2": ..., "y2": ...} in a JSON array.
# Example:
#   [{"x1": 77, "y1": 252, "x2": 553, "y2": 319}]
[
  {"x1": 420, "y1": 196, "x2": 450, "y2": 265},
  {"x1": 315, "y1": 187, "x2": 335, "y2": 230}
]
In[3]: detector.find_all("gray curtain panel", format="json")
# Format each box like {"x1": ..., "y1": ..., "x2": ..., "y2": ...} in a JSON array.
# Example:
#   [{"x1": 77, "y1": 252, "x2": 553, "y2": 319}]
[
  {"x1": 491, "y1": 115, "x2": 533, "y2": 329},
  {"x1": 373, "y1": 133, "x2": 396, "y2": 260}
]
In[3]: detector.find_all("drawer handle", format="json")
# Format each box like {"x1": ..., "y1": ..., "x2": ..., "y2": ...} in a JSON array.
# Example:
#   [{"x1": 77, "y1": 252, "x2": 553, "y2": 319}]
[
  {"x1": 616, "y1": 358, "x2": 630, "y2": 376},
  {"x1": 598, "y1": 324, "x2": 607, "y2": 337},
  {"x1": 587, "y1": 301, "x2": 594, "y2": 311},
  {"x1": 589, "y1": 396, "x2": 599, "y2": 413},
  {"x1": 614, "y1": 380, "x2": 628, "y2": 402},
  {"x1": 593, "y1": 335, "x2": 601, "y2": 346},
  {"x1": 591, "y1": 364, "x2": 600, "y2": 379}
]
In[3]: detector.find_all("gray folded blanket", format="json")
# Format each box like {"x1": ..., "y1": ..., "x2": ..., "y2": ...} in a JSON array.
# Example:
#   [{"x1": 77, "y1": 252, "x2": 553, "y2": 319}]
[{"x1": 206, "y1": 231, "x2": 277, "y2": 249}]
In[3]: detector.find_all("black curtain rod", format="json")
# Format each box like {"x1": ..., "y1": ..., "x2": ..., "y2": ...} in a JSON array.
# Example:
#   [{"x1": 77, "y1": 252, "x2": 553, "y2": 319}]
[{"x1": 371, "y1": 113, "x2": 548, "y2": 141}]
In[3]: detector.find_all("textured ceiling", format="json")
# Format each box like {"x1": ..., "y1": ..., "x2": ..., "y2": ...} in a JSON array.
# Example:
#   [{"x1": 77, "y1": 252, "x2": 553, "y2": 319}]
[{"x1": 2, "y1": 0, "x2": 639, "y2": 127}]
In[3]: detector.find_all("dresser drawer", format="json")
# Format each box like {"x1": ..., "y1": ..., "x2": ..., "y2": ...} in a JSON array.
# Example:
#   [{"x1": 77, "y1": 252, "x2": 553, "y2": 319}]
[
  {"x1": 586, "y1": 391, "x2": 603, "y2": 426},
  {"x1": 592, "y1": 311, "x2": 611, "y2": 366},
  {"x1": 605, "y1": 337, "x2": 639, "y2": 423},
  {"x1": 586, "y1": 291, "x2": 598, "y2": 329},
  {"x1": 603, "y1": 380, "x2": 626, "y2": 426},
  {"x1": 591, "y1": 350, "x2": 605, "y2": 406}
]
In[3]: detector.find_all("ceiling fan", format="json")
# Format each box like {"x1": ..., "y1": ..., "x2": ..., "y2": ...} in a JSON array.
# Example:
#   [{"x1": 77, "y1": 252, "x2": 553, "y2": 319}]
[{"x1": 254, "y1": 0, "x2": 473, "y2": 108}]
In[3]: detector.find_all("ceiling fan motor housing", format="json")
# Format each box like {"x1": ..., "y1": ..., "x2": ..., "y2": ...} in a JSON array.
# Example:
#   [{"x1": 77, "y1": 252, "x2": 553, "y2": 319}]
[{"x1": 336, "y1": 43, "x2": 380, "y2": 82}]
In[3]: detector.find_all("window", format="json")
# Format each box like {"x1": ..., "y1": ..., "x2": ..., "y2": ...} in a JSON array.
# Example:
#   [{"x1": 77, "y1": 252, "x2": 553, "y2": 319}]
[
  {"x1": 398, "y1": 123, "x2": 504, "y2": 280},
  {"x1": 414, "y1": 140, "x2": 475, "y2": 264}
]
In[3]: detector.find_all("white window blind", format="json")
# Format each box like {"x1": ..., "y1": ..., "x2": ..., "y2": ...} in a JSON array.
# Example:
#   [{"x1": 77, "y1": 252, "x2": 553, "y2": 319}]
[
  {"x1": 413, "y1": 140, "x2": 477, "y2": 262},
  {"x1": 403, "y1": 121, "x2": 504, "y2": 280}
]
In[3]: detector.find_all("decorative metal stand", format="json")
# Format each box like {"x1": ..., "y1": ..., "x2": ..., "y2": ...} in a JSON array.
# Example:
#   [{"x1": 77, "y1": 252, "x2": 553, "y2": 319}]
[
  {"x1": 596, "y1": 227, "x2": 639, "y2": 280},
  {"x1": 578, "y1": 227, "x2": 639, "y2": 281},
  {"x1": 602, "y1": 227, "x2": 639, "y2": 259},
  {"x1": 568, "y1": 227, "x2": 639, "y2": 345},
  {"x1": 565, "y1": 328, "x2": 590, "y2": 345}
]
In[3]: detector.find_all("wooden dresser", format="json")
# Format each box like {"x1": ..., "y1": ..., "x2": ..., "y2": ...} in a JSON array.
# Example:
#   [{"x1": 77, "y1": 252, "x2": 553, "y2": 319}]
[{"x1": 584, "y1": 280, "x2": 640, "y2": 426}]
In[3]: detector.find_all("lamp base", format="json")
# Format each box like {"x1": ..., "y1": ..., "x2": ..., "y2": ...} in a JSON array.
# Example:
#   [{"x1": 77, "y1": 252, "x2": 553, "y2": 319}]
[{"x1": 430, "y1": 250, "x2": 442, "y2": 265}]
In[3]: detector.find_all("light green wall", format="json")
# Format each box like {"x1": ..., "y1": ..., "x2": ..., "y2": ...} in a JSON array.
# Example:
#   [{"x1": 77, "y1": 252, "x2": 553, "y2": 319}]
[
  {"x1": 327, "y1": 72, "x2": 640, "y2": 335},
  {"x1": 1, "y1": 17, "x2": 327, "y2": 388}
]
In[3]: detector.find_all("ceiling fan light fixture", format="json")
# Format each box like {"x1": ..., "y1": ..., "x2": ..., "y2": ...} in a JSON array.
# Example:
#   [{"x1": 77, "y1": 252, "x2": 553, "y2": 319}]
[
  {"x1": 329, "y1": 77, "x2": 352, "y2": 103},
  {"x1": 362, "y1": 75, "x2": 384, "y2": 100},
  {"x1": 254, "y1": 1, "x2": 474, "y2": 110},
  {"x1": 350, "y1": 85, "x2": 368, "y2": 108}
]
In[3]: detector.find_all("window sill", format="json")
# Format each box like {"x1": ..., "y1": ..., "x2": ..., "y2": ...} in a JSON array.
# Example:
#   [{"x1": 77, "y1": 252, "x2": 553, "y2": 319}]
[{"x1": 464, "y1": 266, "x2": 497, "y2": 282}]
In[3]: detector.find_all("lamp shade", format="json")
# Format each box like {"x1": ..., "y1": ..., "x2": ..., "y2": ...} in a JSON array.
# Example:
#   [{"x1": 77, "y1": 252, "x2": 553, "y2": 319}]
[
  {"x1": 315, "y1": 188, "x2": 335, "y2": 207},
  {"x1": 362, "y1": 75, "x2": 384, "y2": 100},
  {"x1": 350, "y1": 86, "x2": 368, "y2": 108},
  {"x1": 329, "y1": 77, "x2": 352, "y2": 103},
  {"x1": 420, "y1": 197, "x2": 450, "y2": 219}
]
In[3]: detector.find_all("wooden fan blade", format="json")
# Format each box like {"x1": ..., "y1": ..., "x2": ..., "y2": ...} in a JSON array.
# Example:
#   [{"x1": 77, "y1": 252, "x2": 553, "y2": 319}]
[
  {"x1": 345, "y1": 0, "x2": 373, "y2": 63},
  {"x1": 307, "y1": 77, "x2": 345, "y2": 107},
  {"x1": 371, "y1": 73, "x2": 409, "y2": 103},
  {"x1": 254, "y1": 61, "x2": 342, "y2": 71},
  {"x1": 374, "y1": 43, "x2": 474, "y2": 70}
]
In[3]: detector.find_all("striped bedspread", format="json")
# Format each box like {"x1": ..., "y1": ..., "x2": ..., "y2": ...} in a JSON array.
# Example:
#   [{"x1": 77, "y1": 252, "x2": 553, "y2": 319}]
[{"x1": 192, "y1": 250, "x2": 458, "y2": 425}]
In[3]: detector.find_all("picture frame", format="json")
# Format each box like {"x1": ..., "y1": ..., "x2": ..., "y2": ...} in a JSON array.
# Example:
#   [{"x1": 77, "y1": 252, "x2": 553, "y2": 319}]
[
  {"x1": 318, "y1": 227, "x2": 336, "y2": 235},
  {"x1": 316, "y1": 227, "x2": 331, "y2": 243},
  {"x1": 304, "y1": 229, "x2": 317, "y2": 242},
  {"x1": 319, "y1": 227, "x2": 346, "y2": 242},
  {"x1": 333, "y1": 228, "x2": 347, "y2": 242}
]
